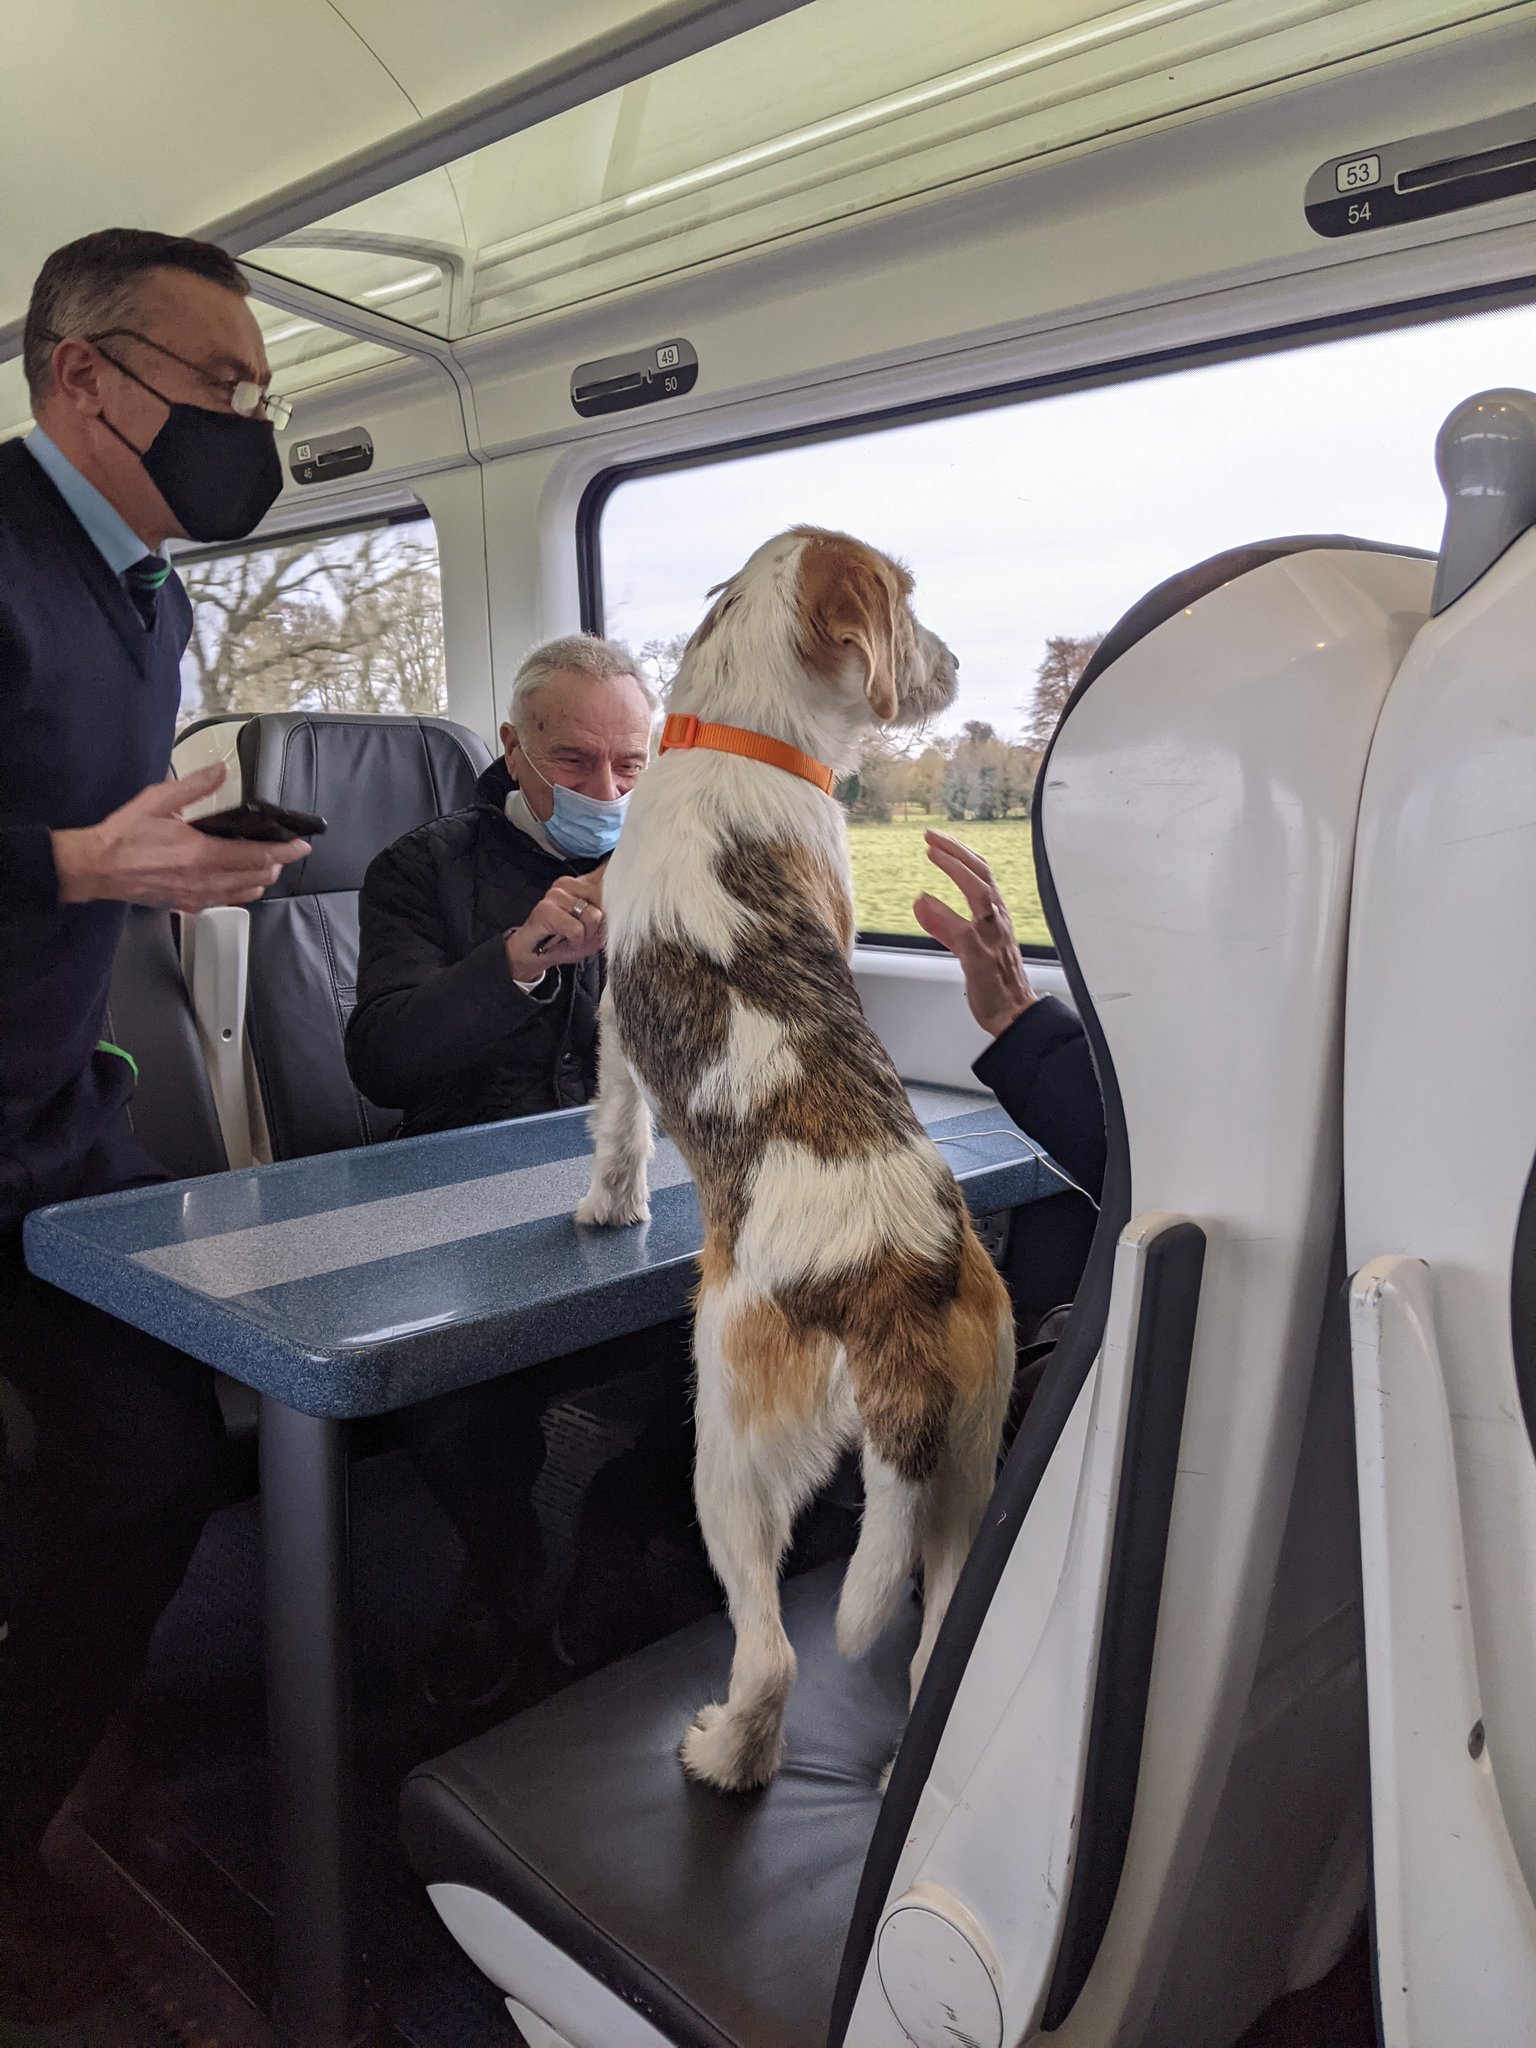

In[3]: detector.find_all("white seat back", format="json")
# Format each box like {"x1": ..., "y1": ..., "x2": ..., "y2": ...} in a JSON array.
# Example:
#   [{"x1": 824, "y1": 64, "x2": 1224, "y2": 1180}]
[
  {"x1": 1345, "y1": 389, "x2": 1536, "y2": 2048},
  {"x1": 841, "y1": 539, "x2": 1432, "y2": 2048}
]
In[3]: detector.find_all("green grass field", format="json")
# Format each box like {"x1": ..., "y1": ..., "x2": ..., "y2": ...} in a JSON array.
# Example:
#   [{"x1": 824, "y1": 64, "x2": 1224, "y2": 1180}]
[{"x1": 845, "y1": 815, "x2": 1050, "y2": 945}]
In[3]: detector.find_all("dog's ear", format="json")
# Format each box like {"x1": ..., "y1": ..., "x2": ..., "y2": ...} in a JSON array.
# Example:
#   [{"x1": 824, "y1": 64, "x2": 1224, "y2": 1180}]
[{"x1": 795, "y1": 533, "x2": 907, "y2": 721}]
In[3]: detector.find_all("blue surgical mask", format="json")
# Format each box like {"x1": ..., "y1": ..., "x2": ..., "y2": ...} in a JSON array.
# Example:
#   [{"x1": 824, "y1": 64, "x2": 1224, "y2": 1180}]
[{"x1": 519, "y1": 750, "x2": 630, "y2": 859}]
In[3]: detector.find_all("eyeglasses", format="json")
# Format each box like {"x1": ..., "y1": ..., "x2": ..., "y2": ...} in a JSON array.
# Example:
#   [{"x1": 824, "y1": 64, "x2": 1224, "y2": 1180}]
[{"x1": 54, "y1": 326, "x2": 294, "y2": 430}]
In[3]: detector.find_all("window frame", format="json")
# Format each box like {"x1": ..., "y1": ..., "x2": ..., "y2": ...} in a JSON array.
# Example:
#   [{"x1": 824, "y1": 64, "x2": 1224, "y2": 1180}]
[
  {"x1": 173, "y1": 501, "x2": 434, "y2": 574},
  {"x1": 578, "y1": 270, "x2": 1535, "y2": 953}
]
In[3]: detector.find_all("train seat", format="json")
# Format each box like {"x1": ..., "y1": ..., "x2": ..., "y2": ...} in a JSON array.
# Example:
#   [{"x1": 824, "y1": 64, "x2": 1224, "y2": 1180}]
[
  {"x1": 400, "y1": 533, "x2": 1433, "y2": 2048},
  {"x1": 2, "y1": 906, "x2": 232, "y2": 1482},
  {"x1": 103, "y1": 905, "x2": 229, "y2": 1184},
  {"x1": 172, "y1": 711, "x2": 491, "y2": 1162},
  {"x1": 1344, "y1": 389, "x2": 1536, "y2": 2048}
]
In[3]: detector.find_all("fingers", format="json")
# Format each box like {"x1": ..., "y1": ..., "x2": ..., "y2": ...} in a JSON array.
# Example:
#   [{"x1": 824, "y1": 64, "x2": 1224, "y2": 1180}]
[
  {"x1": 924, "y1": 829, "x2": 995, "y2": 885},
  {"x1": 535, "y1": 905, "x2": 588, "y2": 952},
  {"x1": 139, "y1": 764, "x2": 226, "y2": 815},
  {"x1": 184, "y1": 841, "x2": 301, "y2": 906},
  {"x1": 924, "y1": 840, "x2": 1004, "y2": 924},
  {"x1": 912, "y1": 891, "x2": 971, "y2": 952}
]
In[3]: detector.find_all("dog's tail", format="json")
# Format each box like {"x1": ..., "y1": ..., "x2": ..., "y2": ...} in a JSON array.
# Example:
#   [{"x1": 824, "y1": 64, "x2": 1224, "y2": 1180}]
[{"x1": 836, "y1": 1448, "x2": 926, "y2": 1660}]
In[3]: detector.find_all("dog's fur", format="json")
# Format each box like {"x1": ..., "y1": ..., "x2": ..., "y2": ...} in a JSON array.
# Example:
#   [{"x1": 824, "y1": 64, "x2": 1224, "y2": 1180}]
[{"x1": 575, "y1": 528, "x2": 1014, "y2": 1791}]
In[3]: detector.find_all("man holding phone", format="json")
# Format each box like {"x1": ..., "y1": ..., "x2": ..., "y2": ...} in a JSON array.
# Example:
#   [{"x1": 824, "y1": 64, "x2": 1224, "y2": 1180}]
[{"x1": 1, "y1": 228, "x2": 306, "y2": 2013}]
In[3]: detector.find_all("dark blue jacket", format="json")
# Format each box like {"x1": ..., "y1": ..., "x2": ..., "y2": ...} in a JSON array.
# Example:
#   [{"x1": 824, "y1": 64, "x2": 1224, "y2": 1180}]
[
  {"x1": 973, "y1": 994, "x2": 1106, "y2": 1200},
  {"x1": 0, "y1": 438, "x2": 191, "y2": 1233}
]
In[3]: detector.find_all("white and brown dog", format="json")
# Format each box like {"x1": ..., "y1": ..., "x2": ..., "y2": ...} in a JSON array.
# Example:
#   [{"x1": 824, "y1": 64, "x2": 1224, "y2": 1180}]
[{"x1": 575, "y1": 527, "x2": 1014, "y2": 1792}]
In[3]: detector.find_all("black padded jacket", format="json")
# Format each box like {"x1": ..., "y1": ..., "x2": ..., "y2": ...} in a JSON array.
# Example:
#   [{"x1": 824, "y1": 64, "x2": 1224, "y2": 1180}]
[
  {"x1": 972, "y1": 994, "x2": 1106, "y2": 1200},
  {"x1": 345, "y1": 759, "x2": 604, "y2": 1138}
]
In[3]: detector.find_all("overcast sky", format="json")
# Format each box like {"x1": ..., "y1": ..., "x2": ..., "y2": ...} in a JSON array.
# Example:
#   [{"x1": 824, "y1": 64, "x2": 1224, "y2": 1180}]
[{"x1": 600, "y1": 299, "x2": 1536, "y2": 738}]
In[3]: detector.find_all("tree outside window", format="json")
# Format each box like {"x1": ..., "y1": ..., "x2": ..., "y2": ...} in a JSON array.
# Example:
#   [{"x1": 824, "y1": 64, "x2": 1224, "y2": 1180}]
[{"x1": 179, "y1": 520, "x2": 447, "y2": 720}]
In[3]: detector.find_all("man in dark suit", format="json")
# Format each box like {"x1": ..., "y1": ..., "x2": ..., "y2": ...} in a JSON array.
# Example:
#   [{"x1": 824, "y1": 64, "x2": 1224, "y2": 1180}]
[{"x1": 0, "y1": 228, "x2": 308, "y2": 2015}]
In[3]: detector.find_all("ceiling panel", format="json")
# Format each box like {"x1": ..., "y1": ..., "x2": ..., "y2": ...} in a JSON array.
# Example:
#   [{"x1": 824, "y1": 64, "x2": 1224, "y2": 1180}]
[
  {"x1": 331, "y1": 0, "x2": 668, "y2": 116},
  {"x1": 0, "y1": 0, "x2": 407, "y2": 326},
  {"x1": 0, "y1": 1, "x2": 767, "y2": 333},
  {"x1": 243, "y1": 0, "x2": 1534, "y2": 343}
]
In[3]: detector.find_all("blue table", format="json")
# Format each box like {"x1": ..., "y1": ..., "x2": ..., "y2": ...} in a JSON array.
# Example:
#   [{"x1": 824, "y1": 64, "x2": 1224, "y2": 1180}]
[{"x1": 24, "y1": 1087, "x2": 1062, "y2": 2048}]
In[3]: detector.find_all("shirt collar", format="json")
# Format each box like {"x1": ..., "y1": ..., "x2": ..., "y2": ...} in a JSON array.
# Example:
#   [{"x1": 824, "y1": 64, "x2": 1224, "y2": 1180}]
[
  {"x1": 504, "y1": 785, "x2": 562, "y2": 858},
  {"x1": 24, "y1": 424, "x2": 161, "y2": 578}
]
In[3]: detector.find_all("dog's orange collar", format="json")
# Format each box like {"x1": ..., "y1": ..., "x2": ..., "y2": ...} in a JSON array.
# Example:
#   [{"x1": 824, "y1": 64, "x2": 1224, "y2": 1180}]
[{"x1": 658, "y1": 713, "x2": 836, "y2": 796}]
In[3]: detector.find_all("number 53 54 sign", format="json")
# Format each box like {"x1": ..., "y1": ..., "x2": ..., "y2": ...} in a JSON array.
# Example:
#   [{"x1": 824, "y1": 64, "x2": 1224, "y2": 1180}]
[{"x1": 1305, "y1": 109, "x2": 1536, "y2": 239}]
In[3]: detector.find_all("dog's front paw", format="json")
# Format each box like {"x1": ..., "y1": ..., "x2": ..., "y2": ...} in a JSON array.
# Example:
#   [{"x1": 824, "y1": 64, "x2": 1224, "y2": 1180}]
[
  {"x1": 678, "y1": 1700, "x2": 784, "y2": 1792},
  {"x1": 574, "y1": 1180, "x2": 651, "y2": 1228}
]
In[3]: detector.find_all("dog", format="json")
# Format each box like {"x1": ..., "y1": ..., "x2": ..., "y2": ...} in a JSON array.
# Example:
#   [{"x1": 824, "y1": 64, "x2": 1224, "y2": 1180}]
[{"x1": 575, "y1": 527, "x2": 1014, "y2": 1792}]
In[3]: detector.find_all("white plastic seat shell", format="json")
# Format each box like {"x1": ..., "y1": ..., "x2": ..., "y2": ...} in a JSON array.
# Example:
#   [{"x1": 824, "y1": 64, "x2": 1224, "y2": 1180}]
[
  {"x1": 846, "y1": 543, "x2": 1433, "y2": 2048},
  {"x1": 1344, "y1": 517, "x2": 1536, "y2": 2048}
]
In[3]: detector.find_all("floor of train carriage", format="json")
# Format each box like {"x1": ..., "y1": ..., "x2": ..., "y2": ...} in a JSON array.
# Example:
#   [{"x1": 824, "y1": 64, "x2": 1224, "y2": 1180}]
[{"x1": 5, "y1": 1359, "x2": 1377, "y2": 2048}]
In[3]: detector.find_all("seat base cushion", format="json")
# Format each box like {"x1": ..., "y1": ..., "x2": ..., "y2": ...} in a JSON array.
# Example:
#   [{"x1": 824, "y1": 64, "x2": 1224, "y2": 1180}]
[{"x1": 401, "y1": 1561, "x2": 917, "y2": 2048}]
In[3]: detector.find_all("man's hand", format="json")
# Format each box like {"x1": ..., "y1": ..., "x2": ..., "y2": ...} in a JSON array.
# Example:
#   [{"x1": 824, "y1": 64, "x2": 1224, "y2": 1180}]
[
  {"x1": 51, "y1": 764, "x2": 310, "y2": 913},
  {"x1": 913, "y1": 829, "x2": 1036, "y2": 1038},
  {"x1": 505, "y1": 864, "x2": 608, "y2": 983}
]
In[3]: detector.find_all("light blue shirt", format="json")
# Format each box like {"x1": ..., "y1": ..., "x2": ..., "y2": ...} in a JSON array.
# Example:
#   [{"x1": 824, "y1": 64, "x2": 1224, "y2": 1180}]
[{"x1": 24, "y1": 424, "x2": 161, "y2": 577}]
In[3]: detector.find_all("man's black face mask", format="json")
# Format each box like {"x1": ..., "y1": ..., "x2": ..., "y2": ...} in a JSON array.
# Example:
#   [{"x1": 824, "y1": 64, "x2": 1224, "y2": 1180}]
[{"x1": 99, "y1": 353, "x2": 283, "y2": 543}]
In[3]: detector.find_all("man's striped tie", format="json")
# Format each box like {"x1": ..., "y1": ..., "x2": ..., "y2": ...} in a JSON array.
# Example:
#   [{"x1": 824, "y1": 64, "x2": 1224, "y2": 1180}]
[{"x1": 124, "y1": 554, "x2": 170, "y2": 630}]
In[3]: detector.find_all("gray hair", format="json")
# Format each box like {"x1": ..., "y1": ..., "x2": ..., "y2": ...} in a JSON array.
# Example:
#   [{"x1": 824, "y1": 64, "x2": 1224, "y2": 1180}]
[{"x1": 508, "y1": 632, "x2": 656, "y2": 727}]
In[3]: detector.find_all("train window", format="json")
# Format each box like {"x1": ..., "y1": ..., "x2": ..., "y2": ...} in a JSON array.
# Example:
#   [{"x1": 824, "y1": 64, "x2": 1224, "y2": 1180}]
[
  {"x1": 177, "y1": 512, "x2": 447, "y2": 721},
  {"x1": 235, "y1": 0, "x2": 1506, "y2": 340},
  {"x1": 596, "y1": 296, "x2": 1536, "y2": 944},
  {"x1": 0, "y1": 355, "x2": 30, "y2": 442}
]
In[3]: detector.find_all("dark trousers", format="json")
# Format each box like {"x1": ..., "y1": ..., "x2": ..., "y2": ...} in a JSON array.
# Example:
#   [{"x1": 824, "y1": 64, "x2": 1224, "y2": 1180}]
[
  {"x1": 0, "y1": 1234, "x2": 229, "y2": 1855},
  {"x1": 394, "y1": 1317, "x2": 698, "y2": 1614},
  {"x1": 393, "y1": 1373, "x2": 552, "y2": 1619}
]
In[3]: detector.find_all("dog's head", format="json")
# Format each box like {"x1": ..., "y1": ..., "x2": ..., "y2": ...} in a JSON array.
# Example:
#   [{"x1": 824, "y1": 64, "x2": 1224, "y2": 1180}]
[{"x1": 689, "y1": 527, "x2": 958, "y2": 739}]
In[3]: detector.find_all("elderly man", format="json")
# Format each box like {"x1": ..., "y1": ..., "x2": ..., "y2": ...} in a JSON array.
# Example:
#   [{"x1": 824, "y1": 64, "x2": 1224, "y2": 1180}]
[
  {"x1": 0, "y1": 228, "x2": 307, "y2": 2016},
  {"x1": 346, "y1": 636, "x2": 664, "y2": 1708},
  {"x1": 346, "y1": 633, "x2": 655, "y2": 1132}
]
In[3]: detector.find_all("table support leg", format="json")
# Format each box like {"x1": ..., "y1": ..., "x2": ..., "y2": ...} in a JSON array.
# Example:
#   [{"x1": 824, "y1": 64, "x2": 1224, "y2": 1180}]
[{"x1": 260, "y1": 1399, "x2": 360, "y2": 2047}]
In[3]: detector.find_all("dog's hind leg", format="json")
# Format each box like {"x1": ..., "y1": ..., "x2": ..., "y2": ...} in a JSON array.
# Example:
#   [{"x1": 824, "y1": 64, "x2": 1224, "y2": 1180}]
[
  {"x1": 575, "y1": 986, "x2": 654, "y2": 1227},
  {"x1": 680, "y1": 1282, "x2": 840, "y2": 1792}
]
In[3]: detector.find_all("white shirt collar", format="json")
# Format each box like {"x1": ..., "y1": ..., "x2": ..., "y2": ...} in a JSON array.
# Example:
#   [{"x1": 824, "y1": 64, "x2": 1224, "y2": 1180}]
[{"x1": 504, "y1": 785, "x2": 562, "y2": 858}]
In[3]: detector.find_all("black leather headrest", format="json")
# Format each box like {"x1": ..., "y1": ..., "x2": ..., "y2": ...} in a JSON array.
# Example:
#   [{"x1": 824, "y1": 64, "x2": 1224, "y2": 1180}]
[{"x1": 235, "y1": 713, "x2": 493, "y2": 895}]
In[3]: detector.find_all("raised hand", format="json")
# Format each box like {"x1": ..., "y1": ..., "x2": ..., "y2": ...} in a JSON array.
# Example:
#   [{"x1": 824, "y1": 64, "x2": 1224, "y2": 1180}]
[{"x1": 913, "y1": 829, "x2": 1036, "y2": 1038}]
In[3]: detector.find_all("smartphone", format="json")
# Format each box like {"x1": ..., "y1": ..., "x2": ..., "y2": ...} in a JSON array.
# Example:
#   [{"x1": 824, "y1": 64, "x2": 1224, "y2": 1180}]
[{"x1": 191, "y1": 799, "x2": 327, "y2": 843}]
